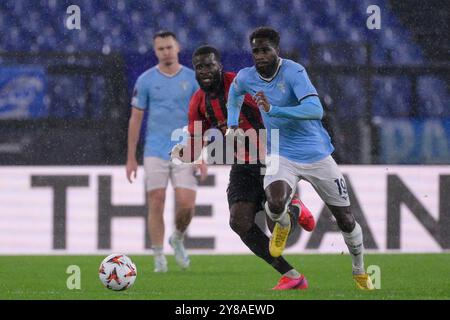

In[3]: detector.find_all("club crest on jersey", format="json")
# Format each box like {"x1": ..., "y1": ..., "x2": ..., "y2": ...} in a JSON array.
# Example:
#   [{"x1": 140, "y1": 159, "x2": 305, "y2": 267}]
[
  {"x1": 180, "y1": 81, "x2": 189, "y2": 91},
  {"x1": 277, "y1": 82, "x2": 286, "y2": 93}
]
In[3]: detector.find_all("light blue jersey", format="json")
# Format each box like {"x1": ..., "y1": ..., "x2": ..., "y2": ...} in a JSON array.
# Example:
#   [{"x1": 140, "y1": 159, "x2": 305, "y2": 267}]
[
  {"x1": 132, "y1": 66, "x2": 199, "y2": 160},
  {"x1": 227, "y1": 58, "x2": 334, "y2": 163}
]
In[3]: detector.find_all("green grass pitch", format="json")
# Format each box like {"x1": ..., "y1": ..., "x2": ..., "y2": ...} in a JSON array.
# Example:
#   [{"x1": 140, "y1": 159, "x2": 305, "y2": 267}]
[{"x1": 1, "y1": 254, "x2": 449, "y2": 300}]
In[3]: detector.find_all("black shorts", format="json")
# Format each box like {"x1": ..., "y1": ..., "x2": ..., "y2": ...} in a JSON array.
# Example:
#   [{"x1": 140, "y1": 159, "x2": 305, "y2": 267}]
[{"x1": 227, "y1": 164, "x2": 265, "y2": 210}]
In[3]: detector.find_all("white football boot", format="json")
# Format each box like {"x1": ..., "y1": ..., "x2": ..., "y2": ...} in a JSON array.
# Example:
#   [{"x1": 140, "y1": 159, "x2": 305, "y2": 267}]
[{"x1": 153, "y1": 254, "x2": 168, "y2": 273}]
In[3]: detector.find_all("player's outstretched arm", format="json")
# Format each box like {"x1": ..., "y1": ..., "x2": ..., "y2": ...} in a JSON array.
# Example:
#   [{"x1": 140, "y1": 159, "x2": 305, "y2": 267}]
[
  {"x1": 263, "y1": 61, "x2": 323, "y2": 120},
  {"x1": 266, "y1": 95, "x2": 324, "y2": 120}
]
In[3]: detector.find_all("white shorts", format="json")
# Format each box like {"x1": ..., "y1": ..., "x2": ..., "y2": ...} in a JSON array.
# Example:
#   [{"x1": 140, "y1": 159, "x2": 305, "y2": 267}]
[
  {"x1": 264, "y1": 155, "x2": 351, "y2": 207},
  {"x1": 144, "y1": 157, "x2": 197, "y2": 192}
]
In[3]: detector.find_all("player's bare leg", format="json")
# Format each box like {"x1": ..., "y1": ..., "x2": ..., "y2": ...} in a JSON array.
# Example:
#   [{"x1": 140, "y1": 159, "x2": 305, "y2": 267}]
[
  {"x1": 147, "y1": 188, "x2": 168, "y2": 272},
  {"x1": 169, "y1": 188, "x2": 196, "y2": 269},
  {"x1": 264, "y1": 181, "x2": 293, "y2": 257},
  {"x1": 328, "y1": 204, "x2": 374, "y2": 290},
  {"x1": 229, "y1": 201, "x2": 307, "y2": 290}
]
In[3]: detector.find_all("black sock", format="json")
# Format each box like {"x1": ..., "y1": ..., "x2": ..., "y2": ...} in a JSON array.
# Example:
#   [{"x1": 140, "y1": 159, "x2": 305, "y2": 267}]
[{"x1": 240, "y1": 224, "x2": 294, "y2": 275}]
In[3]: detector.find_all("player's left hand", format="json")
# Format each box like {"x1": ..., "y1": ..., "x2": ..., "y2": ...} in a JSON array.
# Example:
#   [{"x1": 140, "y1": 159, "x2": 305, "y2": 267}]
[{"x1": 253, "y1": 92, "x2": 271, "y2": 112}]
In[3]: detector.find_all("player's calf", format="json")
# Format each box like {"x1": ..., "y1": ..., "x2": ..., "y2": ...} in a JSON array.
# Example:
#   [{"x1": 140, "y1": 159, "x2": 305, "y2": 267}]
[{"x1": 328, "y1": 204, "x2": 355, "y2": 233}]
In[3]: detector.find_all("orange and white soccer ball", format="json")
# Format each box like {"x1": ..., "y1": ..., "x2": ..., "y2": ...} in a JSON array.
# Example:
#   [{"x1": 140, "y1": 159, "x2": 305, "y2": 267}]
[{"x1": 98, "y1": 253, "x2": 137, "y2": 291}]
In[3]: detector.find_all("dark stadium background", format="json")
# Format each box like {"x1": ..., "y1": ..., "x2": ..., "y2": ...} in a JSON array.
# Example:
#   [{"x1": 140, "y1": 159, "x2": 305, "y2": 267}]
[{"x1": 0, "y1": 0, "x2": 448, "y2": 166}]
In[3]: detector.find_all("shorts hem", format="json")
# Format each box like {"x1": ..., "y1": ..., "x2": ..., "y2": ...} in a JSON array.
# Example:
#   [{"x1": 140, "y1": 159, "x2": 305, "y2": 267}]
[
  {"x1": 172, "y1": 183, "x2": 197, "y2": 191},
  {"x1": 323, "y1": 200, "x2": 351, "y2": 207},
  {"x1": 145, "y1": 184, "x2": 168, "y2": 192}
]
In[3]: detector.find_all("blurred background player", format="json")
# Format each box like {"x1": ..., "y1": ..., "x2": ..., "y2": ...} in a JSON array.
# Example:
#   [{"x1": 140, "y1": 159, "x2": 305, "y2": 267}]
[
  {"x1": 227, "y1": 27, "x2": 374, "y2": 290},
  {"x1": 171, "y1": 45, "x2": 315, "y2": 290},
  {"x1": 126, "y1": 31, "x2": 206, "y2": 273}
]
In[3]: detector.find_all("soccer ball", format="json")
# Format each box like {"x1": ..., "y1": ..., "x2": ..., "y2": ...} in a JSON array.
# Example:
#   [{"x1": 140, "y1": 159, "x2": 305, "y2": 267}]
[{"x1": 98, "y1": 253, "x2": 137, "y2": 291}]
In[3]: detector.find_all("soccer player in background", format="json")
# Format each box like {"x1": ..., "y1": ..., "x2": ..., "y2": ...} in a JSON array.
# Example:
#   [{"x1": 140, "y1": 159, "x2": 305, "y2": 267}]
[
  {"x1": 126, "y1": 31, "x2": 207, "y2": 273},
  {"x1": 171, "y1": 45, "x2": 315, "y2": 290},
  {"x1": 227, "y1": 27, "x2": 374, "y2": 290}
]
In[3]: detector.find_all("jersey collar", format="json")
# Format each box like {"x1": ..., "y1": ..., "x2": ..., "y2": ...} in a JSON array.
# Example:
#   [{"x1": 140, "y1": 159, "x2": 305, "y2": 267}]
[
  {"x1": 258, "y1": 58, "x2": 283, "y2": 83},
  {"x1": 156, "y1": 65, "x2": 183, "y2": 78}
]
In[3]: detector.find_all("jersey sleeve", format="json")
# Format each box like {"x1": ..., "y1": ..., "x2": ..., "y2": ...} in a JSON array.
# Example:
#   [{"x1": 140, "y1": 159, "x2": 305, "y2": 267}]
[
  {"x1": 131, "y1": 75, "x2": 148, "y2": 110},
  {"x1": 267, "y1": 95, "x2": 323, "y2": 120},
  {"x1": 187, "y1": 91, "x2": 209, "y2": 136},
  {"x1": 286, "y1": 62, "x2": 318, "y2": 102},
  {"x1": 227, "y1": 71, "x2": 246, "y2": 127}
]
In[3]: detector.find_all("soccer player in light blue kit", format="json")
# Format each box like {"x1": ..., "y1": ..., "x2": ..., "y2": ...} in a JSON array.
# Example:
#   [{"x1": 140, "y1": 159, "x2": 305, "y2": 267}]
[
  {"x1": 227, "y1": 27, "x2": 374, "y2": 290},
  {"x1": 126, "y1": 31, "x2": 206, "y2": 273}
]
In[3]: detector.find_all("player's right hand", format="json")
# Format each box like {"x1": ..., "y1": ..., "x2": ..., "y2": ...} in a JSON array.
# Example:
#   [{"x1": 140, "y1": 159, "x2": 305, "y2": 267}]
[
  {"x1": 253, "y1": 91, "x2": 271, "y2": 112},
  {"x1": 126, "y1": 158, "x2": 138, "y2": 183}
]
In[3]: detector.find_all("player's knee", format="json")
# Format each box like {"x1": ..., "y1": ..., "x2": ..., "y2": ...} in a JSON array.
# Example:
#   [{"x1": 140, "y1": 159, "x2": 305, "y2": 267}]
[
  {"x1": 229, "y1": 206, "x2": 254, "y2": 236},
  {"x1": 229, "y1": 216, "x2": 251, "y2": 236},
  {"x1": 149, "y1": 189, "x2": 166, "y2": 203},
  {"x1": 175, "y1": 189, "x2": 196, "y2": 207},
  {"x1": 267, "y1": 198, "x2": 287, "y2": 216}
]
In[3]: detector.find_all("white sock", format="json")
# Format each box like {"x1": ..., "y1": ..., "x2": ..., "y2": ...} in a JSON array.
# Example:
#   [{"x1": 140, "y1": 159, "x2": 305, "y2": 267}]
[
  {"x1": 173, "y1": 229, "x2": 185, "y2": 240},
  {"x1": 264, "y1": 202, "x2": 291, "y2": 227},
  {"x1": 283, "y1": 269, "x2": 301, "y2": 279},
  {"x1": 341, "y1": 222, "x2": 365, "y2": 275},
  {"x1": 152, "y1": 245, "x2": 164, "y2": 256}
]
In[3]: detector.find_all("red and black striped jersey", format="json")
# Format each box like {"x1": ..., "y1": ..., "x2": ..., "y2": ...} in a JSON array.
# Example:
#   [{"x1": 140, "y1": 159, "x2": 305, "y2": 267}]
[{"x1": 187, "y1": 72, "x2": 265, "y2": 163}]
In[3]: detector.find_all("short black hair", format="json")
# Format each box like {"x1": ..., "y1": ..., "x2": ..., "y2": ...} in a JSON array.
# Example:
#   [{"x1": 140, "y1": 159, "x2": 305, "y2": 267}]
[
  {"x1": 249, "y1": 27, "x2": 280, "y2": 47},
  {"x1": 153, "y1": 30, "x2": 177, "y2": 41},
  {"x1": 192, "y1": 45, "x2": 221, "y2": 60}
]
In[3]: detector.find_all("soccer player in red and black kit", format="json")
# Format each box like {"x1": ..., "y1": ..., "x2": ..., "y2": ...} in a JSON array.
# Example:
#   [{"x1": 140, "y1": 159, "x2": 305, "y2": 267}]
[{"x1": 171, "y1": 45, "x2": 315, "y2": 290}]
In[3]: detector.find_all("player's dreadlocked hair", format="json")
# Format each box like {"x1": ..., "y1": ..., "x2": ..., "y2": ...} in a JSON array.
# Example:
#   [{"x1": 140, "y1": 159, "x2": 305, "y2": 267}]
[
  {"x1": 153, "y1": 30, "x2": 177, "y2": 40},
  {"x1": 192, "y1": 45, "x2": 221, "y2": 60},
  {"x1": 249, "y1": 27, "x2": 280, "y2": 47}
]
